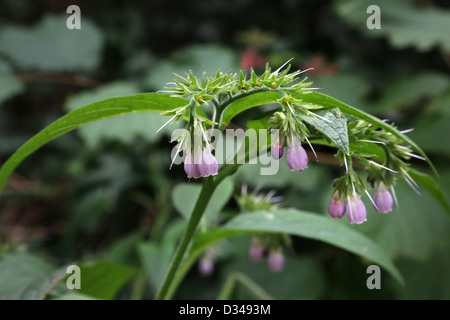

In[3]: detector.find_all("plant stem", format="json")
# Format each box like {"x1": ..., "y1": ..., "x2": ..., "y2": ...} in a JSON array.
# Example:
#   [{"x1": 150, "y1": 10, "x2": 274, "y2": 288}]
[
  {"x1": 155, "y1": 163, "x2": 240, "y2": 300},
  {"x1": 161, "y1": 164, "x2": 241, "y2": 299},
  {"x1": 155, "y1": 177, "x2": 216, "y2": 300}
]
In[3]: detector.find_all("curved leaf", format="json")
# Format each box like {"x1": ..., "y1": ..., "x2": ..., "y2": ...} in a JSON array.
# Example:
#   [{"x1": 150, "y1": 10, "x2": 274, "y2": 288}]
[
  {"x1": 220, "y1": 90, "x2": 434, "y2": 176},
  {"x1": 219, "y1": 90, "x2": 279, "y2": 129},
  {"x1": 0, "y1": 93, "x2": 187, "y2": 196},
  {"x1": 408, "y1": 168, "x2": 450, "y2": 214},
  {"x1": 296, "y1": 91, "x2": 437, "y2": 176},
  {"x1": 191, "y1": 210, "x2": 404, "y2": 285}
]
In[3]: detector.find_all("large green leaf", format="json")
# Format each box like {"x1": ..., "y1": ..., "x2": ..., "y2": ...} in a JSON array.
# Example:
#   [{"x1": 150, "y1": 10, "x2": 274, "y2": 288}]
[
  {"x1": 0, "y1": 60, "x2": 23, "y2": 104},
  {"x1": 298, "y1": 108, "x2": 349, "y2": 154},
  {"x1": 220, "y1": 256, "x2": 326, "y2": 300},
  {"x1": 138, "y1": 241, "x2": 174, "y2": 293},
  {"x1": 0, "y1": 251, "x2": 65, "y2": 300},
  {"x1": 409, "y1": 113, "x2": 450, "y2": 157},
  {"x1": 146, "y1": 45, "x2": 239, "y2": 89},
  {"x1": 311, "y1": 74, "x2": 370, "y2": 111},
  {"x1": 78, "y1": 260, "x2": 135, "y2": 300},
  {"x1": 65, "y1": 82, "x2": 179, "y2": 147},
  {"x1": 425, "y1": 90, "x2": 450, "y2": 117},
  {"x1": 191, "y1": 210, "x2": 404, "y2": 285},
  {"x1": 335, "y1": 0, "x2": 450, "y2": 52},
  {"x1": 396, "y1": 252, "x2": 450, "y2": 299},
  {"x1": 408, "y1": 169, "x2": 450, "y2": 214},
  {"x1": 0, "y1": 93, "x2": 187, "y2": 196},
  {"x1": 0, "y1": 15, "x2": 103, "y2": 71},
  {"x1": 375, "y1": 73, "x2": 450, "y2": 111},
  {"x1": 220, "y1": 90, "x2": 280, "y2": 129}
]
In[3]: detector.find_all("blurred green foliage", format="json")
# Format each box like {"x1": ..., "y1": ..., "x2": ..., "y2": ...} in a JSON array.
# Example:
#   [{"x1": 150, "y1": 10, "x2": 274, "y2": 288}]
[{"x1": 0, "y1": 0, "x2": 449, "y2": 300}]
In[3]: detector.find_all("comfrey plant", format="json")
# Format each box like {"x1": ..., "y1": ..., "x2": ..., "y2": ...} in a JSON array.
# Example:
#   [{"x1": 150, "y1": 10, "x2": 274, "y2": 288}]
[
  {"x1": 0, "y1": 61, "x2": 447, "y2": 299},
  {"x1": 157, "y1": 62, "x2": 432, "y2": 226}
]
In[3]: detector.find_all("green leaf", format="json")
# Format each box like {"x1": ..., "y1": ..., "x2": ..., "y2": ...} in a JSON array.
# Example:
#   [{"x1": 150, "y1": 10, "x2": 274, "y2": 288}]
[
  {"x1": 172, "y1": 178, "x2": 234, "y2": 225},
  {"x1": 138, "y1": 242, "x2": 174, "y2": 293},
  {"x1": 0, "y1": 15, "x2": 103, "y2": 71},
  {"x1": 0, "y1": 60, "x2": 23, "y2": 104},
  {"x1": 220, "y1": 90, "x2": 280, "y2": 129},
  {"x1": 218, "y1": 271, "x2": 274, "y2": 300},
  {"x1": 335, "y1": 0, "x2": 450, "y2": 52},
  {"x1": 409, "y1": 113, "x2": 450, "y2": 157},
  {"x1": 220, "y1": 256, "x2": 325, "y2": 299},
  {"x1": 426, "y1": 90, "x2": 450, "y2": 117},
  {"x1": 396, "y1": 252, "x2": 450, "y2": 299},
  {"x1": 105, "y1": 230, "x2": 146, "y2": 264},
  {"x1": 311, "y1": 138, "x2": 387, "y2": 164},
  {"x1": 0, "y1": 251, "x2": 65, "y2": 300},
  {"x1": 375, "y1": 73, "x2": 450, "y2": 111},
  {"x1": 78, "y1": 260, "x2": 135, "y2": 300},
  {"x1": 408, "y1": 169, "x2": 450, "y2": 214},
  {"x1": 296, "y1": 91, "x2": 437, "y2": 176},
  {"x1": 235, "y1": 160, "x2": 326, "y2": 193},
  {"x1": 0, "y1": 93, "x2": 188, "y2": 196},
  {"x1": 222, "y1": 89, "x2": 435, "y2": 175},
  {"x1": 191, "y1": 210, "x2": 404, "y2": 285},
  {"x1": 297, "y1": 108, "x2": 349, "y2": 154},
  {"x1": 311, "y1": 74, "x2": 370, "y2": 111},
  {"x1": 146, "y1": 45, "x2": 239, "y2": 89},
  {"x1": 138, "y1": 219, "x2": 186, "y2": 294},
  {"x1": 246, "y1": 110, "x2": 273, "y2": 131},
  {"x1": 65, "y1": 82, "x2": 180, "y2": 147}
]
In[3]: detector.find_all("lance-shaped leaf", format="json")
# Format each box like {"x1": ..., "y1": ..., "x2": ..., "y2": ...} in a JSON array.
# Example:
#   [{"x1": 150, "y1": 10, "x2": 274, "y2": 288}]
[
  {"x1": 188, "y1": 210, "x2": 405, "y2": 285},
  {"x1": 0, "y1": 93, "x2": 188, "y2": 196}
]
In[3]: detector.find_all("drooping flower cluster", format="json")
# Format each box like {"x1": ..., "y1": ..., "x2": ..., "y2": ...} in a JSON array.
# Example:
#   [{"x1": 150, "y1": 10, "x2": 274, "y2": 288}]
[
  {"x1": 165, "y1": 112, "x2": 219, "y2": 180},
  {"x1": 328, "y1": 185, "x2": 396, "y2": 224},
  {"x1": 328, "y1": 190, "x2": 368, "y2": 225},
  {"x1": 327, "y1": 147, "x2": 404, "y2": 225},
  {"x1": 270, "y1": 131, "x2": 308, "y2": 171},
  {"x1": 237, "y1": 186, "x2": 288, "y2": 272},
  {"x1": 248, "y1": 238, "x2": 286, "y2": 272},
  {"x1": 268, "y1": 96, "x2": 318, "y2": 173}
]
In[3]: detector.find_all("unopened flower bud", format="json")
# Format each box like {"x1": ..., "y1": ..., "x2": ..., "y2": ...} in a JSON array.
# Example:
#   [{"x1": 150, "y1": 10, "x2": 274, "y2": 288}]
[
  {"x1": 328, "y1": 192, "x2": 345, "y2": 219},
  {"x1": 346, "y1": 195, "x2": 367, "y2": 225},
  {"x1": 373, "y1": 182, "x2": 393, "y2": 214},
  {"x1": 249, "y1": 240, "x2": 265, "y2": 262},
  {"x1": 268, "y1": 251, "x2": 285, "y2": 272},
  {"x1": 286, "y1": 136, "x2": 308, "y2": 172},
  {"x1": 270, "y1": 134, "x2": 284, "y2": 160},
  {"x1": 198, "y1": 257, "x2": 214, "y2": 276}
]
